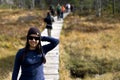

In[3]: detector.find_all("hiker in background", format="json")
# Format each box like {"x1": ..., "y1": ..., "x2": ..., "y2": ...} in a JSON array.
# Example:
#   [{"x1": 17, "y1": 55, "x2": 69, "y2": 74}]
[
  {"x1": 44, "y1": 12, "x2": 54, "y2": 37},
  {"x1": 60, "y1": 5, "x2": 66, "y2": 19},
  {"x1": 49, "y1": 5, "x2": 55, "y2": 17},
  {"x1": 12, "y1": 27, "x2": 59, "y2": 80},
  {"x1": 56, "y1": 4, "x2": 61, "y2": 20},
  {"x1": 70, "y1": 4, "x2": 74, "y2": 12},
  {"x1": 65, "y1": 4, "x2": 68, "y2": 12},
  {"x1": 66, "y1": 3, "x2": 71, "y2": 12}
]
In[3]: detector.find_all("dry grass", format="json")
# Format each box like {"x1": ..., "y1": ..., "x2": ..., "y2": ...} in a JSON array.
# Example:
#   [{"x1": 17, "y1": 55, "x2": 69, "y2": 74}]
[
  {"x1": 0, "y1": 9, "x2": 46, "y2": 80},
  {"x1": 60, "y1": 13, "x2": 120, "y2": 80}
]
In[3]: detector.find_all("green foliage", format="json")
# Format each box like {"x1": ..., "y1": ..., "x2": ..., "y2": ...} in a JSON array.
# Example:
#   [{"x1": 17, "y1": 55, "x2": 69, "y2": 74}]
[
  {"x1": 67, "y1": 50, "x2": 120, "y2": 78},
  {"x1": 0, "y1": 4, "x2": 14, "y2": 9},
  {"x1": 69, "y1": 0, "x2": 80, "y2": 7},
  {"x1": 0, "y1": 0, "x2": 120, "y2": 15},
  {"x1": 25, "y1": 0, "x2": 32, "y2": 8}
]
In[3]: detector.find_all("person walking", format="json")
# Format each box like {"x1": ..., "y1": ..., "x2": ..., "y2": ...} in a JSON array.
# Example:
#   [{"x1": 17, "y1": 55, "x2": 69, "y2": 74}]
[
  {"x1": 12, "y1": 27, "x2": 59, "y2": 80},
  {"x1": 61, "y1": 5, "x2": 66, "y2": 19},
  {"x1": 44, "y1": 12, "x2": 54, "y2": 37},
  {"x1": 70, "y1": 4, "x2": 74, "y2": 12},
  {"x1": 56, "y1": 4, "x2": 61, "y2": 20},
  {"x1": 49, "y1": 5, "x2": 55, "y2": 17}
]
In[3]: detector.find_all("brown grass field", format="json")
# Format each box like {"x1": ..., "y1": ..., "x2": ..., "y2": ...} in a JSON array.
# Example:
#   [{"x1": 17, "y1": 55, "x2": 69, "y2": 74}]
[{"x1": 60, "y1": 13, "x2": 120, "y2": 80}]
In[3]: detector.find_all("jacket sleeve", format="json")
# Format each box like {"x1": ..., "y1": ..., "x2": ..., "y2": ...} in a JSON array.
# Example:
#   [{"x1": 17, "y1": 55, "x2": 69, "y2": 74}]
[
  {"x1": 12, "y1": 50, "x2": 22, "y2": 80},
  {"x1": 41, "y1": 36, "x2": 59, "y2": 54}
]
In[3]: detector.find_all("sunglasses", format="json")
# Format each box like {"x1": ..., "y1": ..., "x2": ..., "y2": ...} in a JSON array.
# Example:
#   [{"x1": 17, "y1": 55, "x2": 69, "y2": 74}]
[{"x1": 28, "y1": 36, "x2": 40, "y2": 40}]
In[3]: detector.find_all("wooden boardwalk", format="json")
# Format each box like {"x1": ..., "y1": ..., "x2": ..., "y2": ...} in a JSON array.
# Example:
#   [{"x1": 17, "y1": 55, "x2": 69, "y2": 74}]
[{"x1": 42, "y1": 12, "x2": 69, "y2": 80}]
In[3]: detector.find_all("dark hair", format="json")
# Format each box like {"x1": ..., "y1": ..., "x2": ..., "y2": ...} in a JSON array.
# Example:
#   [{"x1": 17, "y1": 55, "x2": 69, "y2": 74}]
[
  {"x1": 47, "y1": 12, "x2": 51, "y2": 16},
  {"x1": 21, "y1": 27, "x2": 46, "y2": 63}
]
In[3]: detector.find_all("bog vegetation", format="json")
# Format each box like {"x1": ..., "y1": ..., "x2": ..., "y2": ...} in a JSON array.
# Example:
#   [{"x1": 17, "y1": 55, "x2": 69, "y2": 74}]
[{"x1": 60, "y1": 13, "x2": 120, "y2": 80}]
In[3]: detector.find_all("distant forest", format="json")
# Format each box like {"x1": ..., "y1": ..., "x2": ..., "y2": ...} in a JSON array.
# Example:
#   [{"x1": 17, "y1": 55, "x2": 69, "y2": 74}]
[{"x1": 0, "y1": 0, "x2": 120, "y2": 16}]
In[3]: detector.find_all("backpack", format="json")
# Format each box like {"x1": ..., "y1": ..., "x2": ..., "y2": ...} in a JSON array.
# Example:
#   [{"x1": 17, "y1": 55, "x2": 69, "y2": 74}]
[
  {"x1": 44, "y1": 16, "x2": 54, "y2": 24},
  {"x1": 57, "y1": 6, "x2": 61, "y2": 11}
]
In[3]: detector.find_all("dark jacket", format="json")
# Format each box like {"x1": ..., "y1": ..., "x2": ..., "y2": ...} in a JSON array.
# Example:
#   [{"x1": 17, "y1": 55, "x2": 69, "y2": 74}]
[
  {"x1": 12, "y1": 36, "x2": 59, "y2": 80},
  {"x1": 44, "y1": 14, "x2": 54, "y2": 29}
]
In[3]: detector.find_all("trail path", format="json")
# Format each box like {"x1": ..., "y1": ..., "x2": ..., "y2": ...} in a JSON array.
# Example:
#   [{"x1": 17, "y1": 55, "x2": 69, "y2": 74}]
[{"x1": 41, "y1": 12, "x2": 69, "y2": 80}]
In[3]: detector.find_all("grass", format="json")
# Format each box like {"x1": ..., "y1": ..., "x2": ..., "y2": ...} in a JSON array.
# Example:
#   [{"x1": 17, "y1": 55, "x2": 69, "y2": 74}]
[
  {"x1": 60, "y1": 13, "x2": 120, "y2": 80},
  {"x1": 0, "y1": 9, "x2": 47, "y2": 80}
]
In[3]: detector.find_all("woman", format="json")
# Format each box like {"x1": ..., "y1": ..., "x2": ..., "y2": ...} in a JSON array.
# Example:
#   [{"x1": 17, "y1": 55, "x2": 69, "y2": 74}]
[
  {"x1": 12, "y1": 27, "x2": 59, "y2": 80},
  {"x1": 44, "y1": 12, "x2": 54, "y2": 37}
]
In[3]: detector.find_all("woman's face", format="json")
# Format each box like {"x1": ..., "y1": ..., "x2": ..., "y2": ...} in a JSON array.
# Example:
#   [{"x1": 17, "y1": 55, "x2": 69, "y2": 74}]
[{"x1": 28, "y1": 34, "x2": 40, "y2": 50}]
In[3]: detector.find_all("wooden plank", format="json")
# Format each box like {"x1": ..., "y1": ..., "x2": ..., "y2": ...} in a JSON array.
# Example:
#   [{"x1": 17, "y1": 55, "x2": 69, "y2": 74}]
[
  {"x1": 44, "y1": 63, "x2": 59, "y2": 69},
  {"x1": 44, "y1": 74, "x2": 59, "y2": 80},
  {"x1": 45, "y1": 57, "x2": 59, "y2": 64},
  {"x1": 46, "y1": 51, "x2": 59, "y2": 57}
]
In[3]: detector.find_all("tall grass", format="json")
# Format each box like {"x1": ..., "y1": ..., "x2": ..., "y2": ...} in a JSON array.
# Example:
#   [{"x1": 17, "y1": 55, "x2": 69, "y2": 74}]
[{"x1": 60, "y1": 13, "x2": 120, "y2": 80}]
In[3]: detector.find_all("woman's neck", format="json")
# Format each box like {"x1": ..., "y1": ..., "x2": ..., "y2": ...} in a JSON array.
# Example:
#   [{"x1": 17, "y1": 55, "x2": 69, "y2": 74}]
[{"x1": 29, "y1": 47, "x2": 36, "y2": 50}]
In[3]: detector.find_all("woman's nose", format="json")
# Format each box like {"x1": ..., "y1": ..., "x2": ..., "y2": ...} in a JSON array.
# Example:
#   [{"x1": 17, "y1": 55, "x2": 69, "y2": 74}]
[{"x1": 32, "y1": 38, "x2": 36, "y2": 41}]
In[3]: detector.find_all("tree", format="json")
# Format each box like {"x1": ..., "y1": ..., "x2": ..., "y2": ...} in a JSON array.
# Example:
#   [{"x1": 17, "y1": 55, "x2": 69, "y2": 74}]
[
  {"x1": 112, "y1": 0, "x2": 115, "y2": 14},
  {"x1": 95, "y1": 0, "x2": 102, "y2": 17}
]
